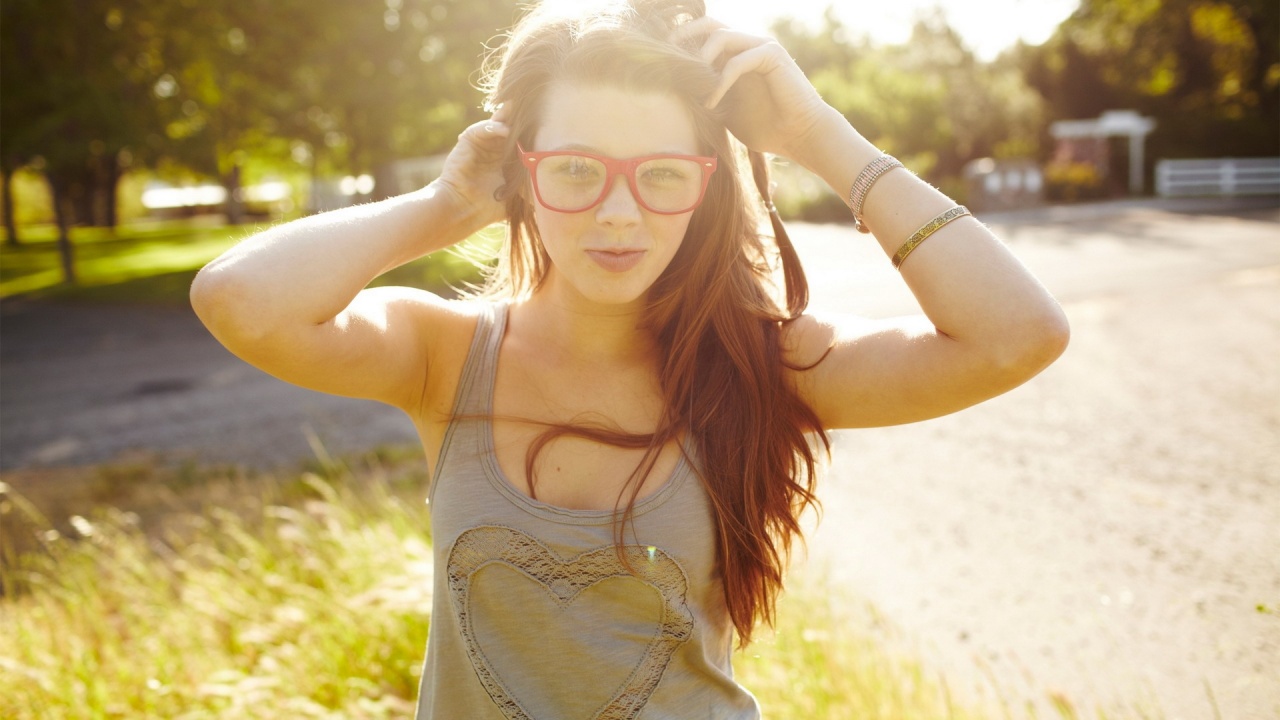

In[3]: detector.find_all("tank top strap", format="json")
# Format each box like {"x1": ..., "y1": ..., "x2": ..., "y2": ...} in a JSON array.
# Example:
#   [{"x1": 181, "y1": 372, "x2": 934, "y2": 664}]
[{"x1": 451, "y1": 300, "x2": 508, "y2": 416}]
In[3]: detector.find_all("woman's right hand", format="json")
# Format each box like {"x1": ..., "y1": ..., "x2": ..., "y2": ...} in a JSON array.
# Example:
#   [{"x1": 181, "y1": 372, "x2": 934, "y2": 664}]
[{"x1": 433, "y1": 105, "x2": 512, "y2": 228}]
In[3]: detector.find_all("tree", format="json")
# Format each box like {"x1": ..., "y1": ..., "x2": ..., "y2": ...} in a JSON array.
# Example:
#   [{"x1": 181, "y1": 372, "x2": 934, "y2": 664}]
[
  {"x1": 1, "y1": 0, "x2": 556, "y2": 257},
  {"x1": 144, "y1": 0, "x2": 312, "y2": 224},
  {"x1": 773, "y1": 10, "x2": 1047, "y2": 183},
  {"x1": 1019, "y1": 0, "x2": 1280, "y2": 170},
  {"x1": 0, "y1": 0, "x2": 169, "y2": 277},
  {"x1": 152, "y1": 0, "x2": 518, "y2": 215},
  {"x1": 278, "y1": 0, "x2": 519, "y2": 198}
]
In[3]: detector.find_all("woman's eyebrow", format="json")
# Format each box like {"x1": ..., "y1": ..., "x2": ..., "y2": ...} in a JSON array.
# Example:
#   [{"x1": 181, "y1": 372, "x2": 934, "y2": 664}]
[
  {"x1": 551, "y1": 143, "x2": 698, "y2": 156},
  {"x1": 554, "y1": 143, "x2": 602, "y2": 153}
]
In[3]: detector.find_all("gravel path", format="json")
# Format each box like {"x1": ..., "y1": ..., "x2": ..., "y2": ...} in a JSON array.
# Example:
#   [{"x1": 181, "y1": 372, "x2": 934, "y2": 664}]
[{"x1": 2, "y1": 197, "x2": 1277, "y2": 719}]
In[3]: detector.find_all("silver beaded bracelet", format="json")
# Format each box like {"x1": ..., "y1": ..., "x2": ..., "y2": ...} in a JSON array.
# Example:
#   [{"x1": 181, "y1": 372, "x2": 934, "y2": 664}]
[{"x1": 848, "y1": 154, "x2": 905, "y2": 233}]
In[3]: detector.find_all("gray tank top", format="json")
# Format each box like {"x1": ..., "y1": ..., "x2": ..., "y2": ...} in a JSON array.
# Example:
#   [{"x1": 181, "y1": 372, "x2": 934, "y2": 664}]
[{"x1": 415, "y1": 302, "x2": 761, "y2": 720}]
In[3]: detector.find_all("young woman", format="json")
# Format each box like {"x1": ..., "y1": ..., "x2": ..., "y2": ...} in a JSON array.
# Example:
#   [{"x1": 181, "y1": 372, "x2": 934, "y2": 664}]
[{"x1": 191, "y1": 1, "x2": 1069, "y2": 717}]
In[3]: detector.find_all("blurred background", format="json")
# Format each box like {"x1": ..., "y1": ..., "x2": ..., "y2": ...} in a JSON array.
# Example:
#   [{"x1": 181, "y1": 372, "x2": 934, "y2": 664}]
[
  {"x1": 2, "y1": 1, "x2": 1278, "y2": 719},
  {"x1": 1, "y1": 0, "x2": 1276, "y2": 255}
]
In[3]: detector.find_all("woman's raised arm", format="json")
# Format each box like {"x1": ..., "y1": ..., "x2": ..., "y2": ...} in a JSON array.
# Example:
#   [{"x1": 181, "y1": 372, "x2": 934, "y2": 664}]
[
  {"x1": 189, "y1": 114, "x2": 510, "y2": 412},
  {"x1": 782, "y1": 108, "x2": 1070, "y2": 429},
  {"x1": 678, "y1": 18, "x2": 1070, "y2": 429}
]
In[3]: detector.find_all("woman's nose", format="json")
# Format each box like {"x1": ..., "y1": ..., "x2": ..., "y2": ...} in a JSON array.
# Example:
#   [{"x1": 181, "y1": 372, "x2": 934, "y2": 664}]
[{"x1": 594, "y1": 173, "x2": 642, "y2": 225}]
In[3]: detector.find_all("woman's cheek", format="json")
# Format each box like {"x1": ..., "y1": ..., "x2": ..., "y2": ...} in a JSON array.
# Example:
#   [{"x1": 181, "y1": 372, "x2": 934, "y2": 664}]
[{"x1": 532, "y1": 208, "x2": 586, "y2": 259}]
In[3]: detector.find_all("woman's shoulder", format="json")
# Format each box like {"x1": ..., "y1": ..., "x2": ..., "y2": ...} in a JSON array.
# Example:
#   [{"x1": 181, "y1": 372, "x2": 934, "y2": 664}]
[
  {"x1": 410, "y1": 294, "x2": 505, "y2": 361},
  {"x1": 776, "y1": 310, "x2": 880, "y2": 426},
  {"x1": 391, "y1": 290, "x2": 504, "y2": 337},
  {"x1": 412, "y1": 292, "x2": 495, "y2": 322},
  {"x1": 778, "y1": 311, "x2": 850, "y2": 369},
  {"x1": 414, "y1": 295, "x2": 506, "y2": 411}
]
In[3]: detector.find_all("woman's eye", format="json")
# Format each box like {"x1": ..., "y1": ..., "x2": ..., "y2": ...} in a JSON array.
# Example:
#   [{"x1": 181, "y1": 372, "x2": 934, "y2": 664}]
[
  {"x1": 551, "y1": 157, "x2": 598, "y2": 178},
  {"x1": 642, "y1": 167, "x2": 687, "y2": 183}
]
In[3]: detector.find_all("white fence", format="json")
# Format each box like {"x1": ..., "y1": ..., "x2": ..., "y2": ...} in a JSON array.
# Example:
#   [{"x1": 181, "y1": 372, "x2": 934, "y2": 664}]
[{"x1": 1155, "y1": 157, "x2": 1280, "y2": 197}]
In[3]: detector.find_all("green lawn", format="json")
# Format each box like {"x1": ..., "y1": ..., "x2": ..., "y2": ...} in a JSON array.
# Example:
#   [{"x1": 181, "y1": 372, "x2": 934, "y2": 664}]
[{"x1": 0, "y1": 218, "x2": 500, "y2": 305}]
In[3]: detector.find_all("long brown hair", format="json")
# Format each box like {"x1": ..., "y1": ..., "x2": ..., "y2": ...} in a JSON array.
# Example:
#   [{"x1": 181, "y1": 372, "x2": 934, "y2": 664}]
[{"x1": 477, "y1": 0, "x2": 829, "y2": 646}]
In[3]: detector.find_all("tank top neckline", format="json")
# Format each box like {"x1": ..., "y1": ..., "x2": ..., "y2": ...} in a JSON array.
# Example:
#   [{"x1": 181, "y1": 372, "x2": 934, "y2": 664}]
[{"x1": 474, "y1": 301, "x2": 693, "y2": 526}]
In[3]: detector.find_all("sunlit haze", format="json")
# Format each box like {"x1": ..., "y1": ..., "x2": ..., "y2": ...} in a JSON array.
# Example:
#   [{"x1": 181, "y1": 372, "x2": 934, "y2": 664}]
[{"x1": 706, "y1": 0, "x2": 1081, "y2": 61}]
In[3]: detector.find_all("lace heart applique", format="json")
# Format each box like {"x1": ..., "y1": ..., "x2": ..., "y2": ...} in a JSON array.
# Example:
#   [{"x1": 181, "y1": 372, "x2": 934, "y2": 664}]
[{"x1": 447, "y1": 525, "x2": 694, "y2": 719}]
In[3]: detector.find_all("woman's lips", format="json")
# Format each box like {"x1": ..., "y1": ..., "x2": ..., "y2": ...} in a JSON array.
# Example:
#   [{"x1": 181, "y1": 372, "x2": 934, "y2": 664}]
[{"x1": 586, "y1": 249, "x2": 646, "y2": 273}]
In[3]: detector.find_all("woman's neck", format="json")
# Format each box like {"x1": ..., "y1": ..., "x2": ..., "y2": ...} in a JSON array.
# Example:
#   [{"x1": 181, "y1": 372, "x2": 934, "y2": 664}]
[{"x1": 516, "y1": 281, "x2": 657, "y2": 368}]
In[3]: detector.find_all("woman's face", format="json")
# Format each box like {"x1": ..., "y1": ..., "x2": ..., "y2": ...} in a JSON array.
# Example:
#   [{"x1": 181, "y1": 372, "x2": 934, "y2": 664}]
[{"x1": 529, "y1": 82, "x2": 702, "y2": 310}]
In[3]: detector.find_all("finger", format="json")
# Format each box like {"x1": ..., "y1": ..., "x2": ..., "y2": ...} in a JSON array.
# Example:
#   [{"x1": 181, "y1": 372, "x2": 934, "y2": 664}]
[
  {"x1": 456, "y1": 121, "x2": 509, "y2": 165},
  {"x1": 491, "y1": 102, "x2": 513, "y2": 124},
  {"x1": 668, "y1": 15, "x2": 727, "y2": 44},
  {"x1": 460, "y1": 118, "x2": 509, "y2": 141},
  {"x1": 705, "y1": 42, "x2": 790, "y2": 109},
  {"x1": 696, "y1": 27, "x2": 771, "y2": 67}
]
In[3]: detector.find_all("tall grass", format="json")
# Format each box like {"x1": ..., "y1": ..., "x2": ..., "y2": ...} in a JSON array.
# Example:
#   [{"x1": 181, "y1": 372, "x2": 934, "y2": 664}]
[
  {"x1": 1, "y1": 468, "x2": 432, "y2": 719},
  {"x1": 735, "y1": 586, "x2": 983, "y2": 720},
  {"x1": 1, "y1": 457, "x2": 985, "y2": 719}
]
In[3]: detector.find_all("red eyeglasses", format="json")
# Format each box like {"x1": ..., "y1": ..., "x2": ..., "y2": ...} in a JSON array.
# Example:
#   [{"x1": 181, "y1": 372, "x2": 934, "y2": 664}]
[{"x1": 518, "y1": 143, "x2": 718, "y2": 215}]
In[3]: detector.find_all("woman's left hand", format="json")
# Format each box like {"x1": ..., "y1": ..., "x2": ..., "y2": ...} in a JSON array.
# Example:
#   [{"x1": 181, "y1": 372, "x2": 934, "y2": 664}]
[{"x1": 672, "y1": 18, "x2": 837, "y2": 162}]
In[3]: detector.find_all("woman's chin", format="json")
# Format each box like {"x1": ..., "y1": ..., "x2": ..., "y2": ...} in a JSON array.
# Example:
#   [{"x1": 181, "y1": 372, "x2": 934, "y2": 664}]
[{"x1": 538, "y1": 266, "x2": 655, "y2": 311}]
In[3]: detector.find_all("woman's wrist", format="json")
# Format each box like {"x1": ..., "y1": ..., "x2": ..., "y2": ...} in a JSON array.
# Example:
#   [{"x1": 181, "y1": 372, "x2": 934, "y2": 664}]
[
  {"x1": 375, "y1": 179, "x2": 502, "y2": 275},
  {"x1": 428, "y1": 174, "x2": 507, "y2": 234},
  {"x1": 781, "y1": 108, "x2": 963, "y2": 259},
  {"x1": 782, "y1": 107, "x2": 882, "y2": 206},
  {"x1": 417, "y1": 179, "x2": 496, "y2": 241}
]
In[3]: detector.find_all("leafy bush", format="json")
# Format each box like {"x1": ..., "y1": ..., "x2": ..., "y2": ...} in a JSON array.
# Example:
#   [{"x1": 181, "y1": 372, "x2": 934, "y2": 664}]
[{"x1": 1043, "y1": 161, "x2": 1108, "y2": 202}]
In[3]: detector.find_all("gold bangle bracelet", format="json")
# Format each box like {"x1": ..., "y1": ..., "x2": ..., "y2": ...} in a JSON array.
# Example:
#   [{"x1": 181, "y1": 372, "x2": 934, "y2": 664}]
[{"x1": 891, "y1": 206, "x2": 971, "y2": 270}]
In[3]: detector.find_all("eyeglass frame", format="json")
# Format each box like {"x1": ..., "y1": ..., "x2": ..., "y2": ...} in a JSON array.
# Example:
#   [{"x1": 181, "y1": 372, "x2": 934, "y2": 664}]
[{"x1": 516, "y1": 142, "x2": 719, "y2": 215}]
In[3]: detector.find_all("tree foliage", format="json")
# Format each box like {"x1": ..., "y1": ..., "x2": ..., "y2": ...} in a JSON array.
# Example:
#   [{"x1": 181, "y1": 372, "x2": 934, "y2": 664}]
[
  {"x1": 773, "y1": 10, "x2": 1048, "y2": 185},
  {"x1": 1, "y1": 0, "x2": 516, "y2": 276},
  {"x1": 1, "y1": 0, "x2": 168, "y2": 263},
  {"x1": 1019, "y1": 0, "x2": 1280, "y2": 159},
  {"x1": 6, "y1": 0, "x2": 1276, "y2": 262}
]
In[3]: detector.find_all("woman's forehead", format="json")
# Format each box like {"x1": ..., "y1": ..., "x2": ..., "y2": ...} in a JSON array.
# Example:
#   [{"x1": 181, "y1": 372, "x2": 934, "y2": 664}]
[{"x1": 533, "y1": 82, "x2": 700, "y2": 156}]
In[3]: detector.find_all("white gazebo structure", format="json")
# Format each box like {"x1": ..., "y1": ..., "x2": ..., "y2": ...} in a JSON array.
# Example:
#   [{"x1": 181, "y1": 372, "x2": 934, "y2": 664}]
[{"x1": 1050, "y1": 110, "x2": 1157, "y2": 195}]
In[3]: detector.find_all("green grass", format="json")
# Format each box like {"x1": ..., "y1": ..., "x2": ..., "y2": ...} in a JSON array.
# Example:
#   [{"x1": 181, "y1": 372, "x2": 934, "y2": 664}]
[
  {"x1": 0, "y1": 451, "x2": 1162, "y2": 720},
  {"x1": 0, "y1": 456, "x2": 434, "y2": 720},
  {"x1": 0, "y1": 219, "x2": 501, "y2": 305},
  {"x1": 736, "y1": 583, "x2": 989, "y2": 720}
]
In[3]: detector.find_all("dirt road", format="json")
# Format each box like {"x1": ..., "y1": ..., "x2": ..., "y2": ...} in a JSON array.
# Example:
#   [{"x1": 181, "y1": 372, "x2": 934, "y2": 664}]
[
  {"x1": 2, "y1": 197, "x2": 1277, "y2": 719},
  {"x1": 795, "y1": 197, "x2": 1280, "y2": 720},
  {"x1": 0, "y1": 303, "x2": 420, "y2": 470}
]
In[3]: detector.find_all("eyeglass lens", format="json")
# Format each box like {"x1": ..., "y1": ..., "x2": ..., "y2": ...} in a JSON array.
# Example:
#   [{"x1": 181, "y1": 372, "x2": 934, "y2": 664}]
[{"x1": 535, "y1": 155, "x2": 705, "y2": 213}]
